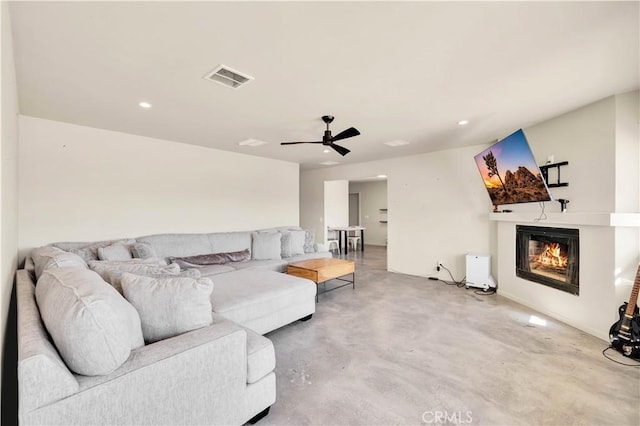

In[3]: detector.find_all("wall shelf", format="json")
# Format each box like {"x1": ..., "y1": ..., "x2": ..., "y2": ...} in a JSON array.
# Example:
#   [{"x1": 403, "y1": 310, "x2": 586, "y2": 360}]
[{"x1": 489, "y1": 212, "x2": 640, "y2": 227}]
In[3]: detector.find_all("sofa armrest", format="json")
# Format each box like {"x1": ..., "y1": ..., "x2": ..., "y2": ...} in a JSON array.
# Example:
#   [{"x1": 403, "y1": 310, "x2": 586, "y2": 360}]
[
  {"x1": 24, "y1": 319, "x2": 251, "y2": 425},
  {"x1": 17, "y1": 270, "x2": 79, "y2": 414},
  {"x1": 76, "y1": 317, "x2": 247, "y2": 390}
]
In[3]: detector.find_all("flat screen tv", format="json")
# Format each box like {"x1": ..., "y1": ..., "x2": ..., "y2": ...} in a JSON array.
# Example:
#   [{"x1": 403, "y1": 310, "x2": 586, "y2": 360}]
[{"x1": 474, "y1": 129, "x2": 552, "y2": 207}]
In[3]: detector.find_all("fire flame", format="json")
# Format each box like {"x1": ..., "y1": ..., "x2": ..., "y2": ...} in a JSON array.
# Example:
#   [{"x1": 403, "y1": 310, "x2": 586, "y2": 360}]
[{"x1": 536, "y1": 242, "x2": 567, "y2": 268}]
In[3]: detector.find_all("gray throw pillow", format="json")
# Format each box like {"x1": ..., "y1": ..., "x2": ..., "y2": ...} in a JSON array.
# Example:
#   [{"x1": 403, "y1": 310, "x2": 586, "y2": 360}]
[
  {"x1": 36, "y1": 268, "x2": 144, "y2": 376},
  {"x1": 280, "y1": 232, "x2": 294, "y2": 258},
  {"x1": 98, "y1": 243, "x2": 133, "y2": 261},
  {"x1": 251, "y1": 232, "x2": 282, "y2": 260},
  {"x1": 120, "y1": 273, "x2": 214, "y2": 344},
  {"x1": 303, "y1": 229, "x2": 316, "y2": 253},
  {"x1": 89, "y1": 261, "x2": 180, "y2": 294},
  {"x1": 107, "y1": 268, "x2": 201, "y2": 295},
  {"x1": 169, "y1": 249, "x2": 250, "y2": 268},
  {"x1": 131, "y1": 242, "x2": 158, "y2": 260},
  {"x1": 31, "y1": 246, "x2": 88, "y2": 280},
  {"x1": 289, "y1": 230, "x2": 306, "y2": 256},
  {"x1": 281, "y1": 230, "x2": 306, "y2": 257},
  {"x1": 70, "y1": 239, "x2": 136, "y2": 262}
]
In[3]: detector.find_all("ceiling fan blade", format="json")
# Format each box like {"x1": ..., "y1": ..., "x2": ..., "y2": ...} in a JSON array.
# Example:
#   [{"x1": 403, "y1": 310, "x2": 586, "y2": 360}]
[
  {"x1": 331, "y1": 127, "x2": 360, "y2": 142},
  {"x1": 330, "y1": 143, "x2": 351, "y2": 156},
  {"x1": 280, "y1": 141, "x2": 323, "y2": 145}
]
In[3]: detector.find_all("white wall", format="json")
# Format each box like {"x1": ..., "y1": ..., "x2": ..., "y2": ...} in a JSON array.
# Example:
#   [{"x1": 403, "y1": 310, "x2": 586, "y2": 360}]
[
  {"x1": 1, "y1": 1, "x2": 20, "y2": 385},
  {"x1": 18, "y1": 116, "x2": 300, "y2": 260},
  {"x1": 517, "y1": 95, "x2": 617, "y2": 213},
  {"x1": 301, "y1": 145, "x2": 494, "y2": 278},
  {"x1": 323, "y1": 180, "x2": 349, "y2": 243},
  {"x1": 349, "y1": 180, "x2": 387, "y2": 246}
]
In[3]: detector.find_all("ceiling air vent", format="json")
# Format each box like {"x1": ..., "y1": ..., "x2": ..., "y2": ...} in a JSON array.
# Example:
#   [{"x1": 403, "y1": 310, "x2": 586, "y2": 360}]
[{"x1": 203, "y1": 65, "x2": 254, "y2": 89}]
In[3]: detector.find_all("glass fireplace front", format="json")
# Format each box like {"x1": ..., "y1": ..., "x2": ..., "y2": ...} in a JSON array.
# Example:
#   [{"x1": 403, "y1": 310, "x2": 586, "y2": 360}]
[{"x1": 516, "y1": 225, "x2": 579, "y2": 295}]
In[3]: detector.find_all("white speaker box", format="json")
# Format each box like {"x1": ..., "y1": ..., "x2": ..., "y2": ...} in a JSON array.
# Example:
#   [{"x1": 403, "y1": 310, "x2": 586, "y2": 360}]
[{"x1": 465, "y1": 253, "x2": 497, "y2": 291}]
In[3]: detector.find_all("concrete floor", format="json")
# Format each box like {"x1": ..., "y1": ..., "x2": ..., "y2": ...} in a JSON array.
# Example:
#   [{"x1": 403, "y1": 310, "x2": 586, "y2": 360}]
[{"x1": 263, "y1": 245, "x2": 640, "y2": 425}]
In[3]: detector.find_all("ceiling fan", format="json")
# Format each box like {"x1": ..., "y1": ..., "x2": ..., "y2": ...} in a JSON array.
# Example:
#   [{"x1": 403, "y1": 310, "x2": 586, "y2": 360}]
[{"x1": 280, "y1": 115, "x2": 360, "y2": 156}]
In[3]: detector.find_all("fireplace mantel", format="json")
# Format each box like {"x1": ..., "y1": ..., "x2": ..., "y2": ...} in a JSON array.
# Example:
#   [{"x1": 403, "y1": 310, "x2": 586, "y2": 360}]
[{"x1": 489, "y1": 212, "x2": 640, "y2": 227}]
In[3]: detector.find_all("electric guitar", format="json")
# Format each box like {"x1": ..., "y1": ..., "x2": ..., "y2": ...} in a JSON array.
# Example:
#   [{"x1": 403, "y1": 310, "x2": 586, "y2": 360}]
[{"x1": 609, "y1": 264, "x2": 640, "y2": 359}]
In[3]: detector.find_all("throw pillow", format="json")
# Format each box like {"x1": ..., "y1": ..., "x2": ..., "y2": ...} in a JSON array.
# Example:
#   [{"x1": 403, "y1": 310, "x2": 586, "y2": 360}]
[
  {"x1": 35, "y1": 268, "x2": 144, "y2": 376},
  {"x1": 131, "y1": 242, "x2": 158, "y2": 260},
  {"x1": 289, "y1": 230, "x2": 306, "y2": 256},
  {"x1": 280, "y1": 232, "x2": 293, "y2": 258},
  {"x1": 107, "y1": 268, "x2": 201, "y2": 295},
  {"x1": 120, "y1": 273, "x2": 214, "y2": 344},
  {"x1": 303, "y1": 229, "x2": 316, "y2": 253},
  {"x1": 251, "y1": 232, "x2": 282, "y2": 260},
  {"x1": 169, "y1": 249, "x2": 250, "y2": 268},
  {"x1": 89, "y1": 261, "x2": 180, "y2": 294},
  {"x1": 70, "y1": 239, "x2": 136, "y2": 263},
  {"x1": 281, "y1": 230, "x2": 306, "y2": 258},
  {"x1": 31, "y1": 246, "x2": 88, "y2": 280},
  {"x1": 98, "y1": 242, "x2": 133, "y2": 261}
]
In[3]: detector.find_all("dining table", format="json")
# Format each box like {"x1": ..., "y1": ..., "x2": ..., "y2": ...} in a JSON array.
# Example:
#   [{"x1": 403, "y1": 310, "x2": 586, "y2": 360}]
[{"x1": 327, "y1": 226, "x2": 366, "y2": 254}]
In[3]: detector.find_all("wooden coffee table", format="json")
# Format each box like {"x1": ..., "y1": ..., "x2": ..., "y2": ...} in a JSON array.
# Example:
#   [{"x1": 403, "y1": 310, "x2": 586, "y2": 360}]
[{"x1": 287, "y1": 258, "x2": 355, "y2": 302}]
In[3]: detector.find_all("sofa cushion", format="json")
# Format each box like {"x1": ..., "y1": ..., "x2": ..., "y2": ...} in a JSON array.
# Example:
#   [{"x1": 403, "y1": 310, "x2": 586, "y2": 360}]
[
  {"x1": 31, "y1": 246, "x2": 88, "y2": 280},
  {"x1": 170, "y1": 249, "x2": 250, "y2": 268},
  {"x1": 98, "y1": 242, "x2": 133, "y2": 261},
  {"x1": 88, "y1": 260, "x2": 179, "y2": 294},
  {"x1": 281, "y1": 230, "x2": 305, "y2": 258},
  {"x1": 121, "y1": 273, "x2": 214, "y2": 344},
  {"x1": 211, "y1": 270, "x2": 316, "y2": 331},
  {"x1": 194, "y1": 264, "x2": 236, "y2": 277},
  {"x1": 229, "y1": 259, "x2": 288, "y2": 273},
  {"x1": 207, "y1": 232, "x2": 252, "y2": 256},
  {"x1": 35, "y1": 268, "x2": 144, "y2": 376},
  {"x1": 286, "y1": 251, "x2": 334, "y2": 264},
  {"x1": 135, "y1": 234, "x2": 213, "y2": 262},
  {"x1": 251, "y1": 232, "x2": 281, "y2": 260}
]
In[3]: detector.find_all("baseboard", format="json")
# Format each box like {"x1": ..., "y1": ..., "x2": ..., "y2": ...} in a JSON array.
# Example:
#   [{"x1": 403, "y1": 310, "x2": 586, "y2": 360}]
[{"x1": 497, "y1": 289, "x2": 609, "y2": 342}]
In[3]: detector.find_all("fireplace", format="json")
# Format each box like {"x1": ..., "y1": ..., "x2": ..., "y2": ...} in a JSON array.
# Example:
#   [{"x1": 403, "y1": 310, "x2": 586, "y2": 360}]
[{"x1": 516, "y1": 225, "x2": 579, "y2": 295}]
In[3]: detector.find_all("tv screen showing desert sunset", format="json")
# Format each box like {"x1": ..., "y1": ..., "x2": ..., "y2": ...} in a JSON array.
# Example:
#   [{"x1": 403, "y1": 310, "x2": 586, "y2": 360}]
[{"x1": 474, "y1": 129, "x2": 552, "y2": 206}]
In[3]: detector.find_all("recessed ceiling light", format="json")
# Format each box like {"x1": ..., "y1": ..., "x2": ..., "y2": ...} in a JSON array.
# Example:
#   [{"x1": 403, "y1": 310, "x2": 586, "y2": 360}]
[
  {"x1": 323, "y1": 149, "x2": 330, "y2": 154},
  {"x1": 377, "y1": 174, "x2": 388, "y2": 178},
  {"x1": 138, "y1": 101, "x2": 152, "y2": 109},
  {"x1": 319, "y1": 161, "x2": 339, "y2": 166},
  {"x1": 384, "y1": 140, "x2": 410, "y2": 147},
  {"x1": 457, "y1": 120, "x2": 469, "y2": 126},
  {"x1": 238, "y1": 138, "x2": 267, "y2": 147}
]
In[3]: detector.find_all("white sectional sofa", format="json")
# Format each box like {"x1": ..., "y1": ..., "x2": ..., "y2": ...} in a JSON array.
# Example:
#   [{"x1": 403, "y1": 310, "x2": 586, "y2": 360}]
[{"x1": 17, "y1": 227, "x2": 331, "y2": 425}]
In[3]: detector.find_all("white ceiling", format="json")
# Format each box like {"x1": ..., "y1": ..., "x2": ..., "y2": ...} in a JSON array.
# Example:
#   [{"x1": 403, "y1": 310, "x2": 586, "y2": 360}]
[{"x1": 9, "y1": 1, "x2": 639, "y2": 170}]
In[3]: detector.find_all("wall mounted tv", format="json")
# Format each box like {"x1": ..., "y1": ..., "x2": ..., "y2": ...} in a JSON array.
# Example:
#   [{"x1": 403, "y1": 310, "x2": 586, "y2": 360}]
[{"x1": 474, "y1": 129, "x2": 552, "y2": 207}]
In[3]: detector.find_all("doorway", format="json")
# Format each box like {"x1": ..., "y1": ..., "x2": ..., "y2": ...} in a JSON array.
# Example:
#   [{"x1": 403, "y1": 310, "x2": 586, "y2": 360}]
[{"x1": 349, "y1": 193, "x2": 360, "y2": 226}]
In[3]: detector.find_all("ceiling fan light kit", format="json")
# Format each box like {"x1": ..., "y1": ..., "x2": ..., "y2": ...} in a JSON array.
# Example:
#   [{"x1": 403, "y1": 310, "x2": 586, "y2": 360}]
[{"x1": 281, "y1": 115, "x2": 360, "y2": 156}]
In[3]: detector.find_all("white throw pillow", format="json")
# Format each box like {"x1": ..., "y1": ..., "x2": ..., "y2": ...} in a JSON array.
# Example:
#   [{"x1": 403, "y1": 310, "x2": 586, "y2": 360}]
[
  {"x1": 36, "y1": 268, "x2": 144, "y2": 376},
  {"x1": 280, "y1": 231, "x2": 305, "y2": 258},
  {"x1": 120, "y1": 273, "x2": 214, "y2": 344},
  {"x1": 98, "y1": 242, "x2": 133, "y2": 261},
  {"x1": 251, "y1": 232, "x2": 282, "y2": 260},
  {"x1": 289, "y1": 230, "x2": 306, "y2": 256},
  {"x1": 31, "y1": 246, "x2": 88, "y2": 280}
]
